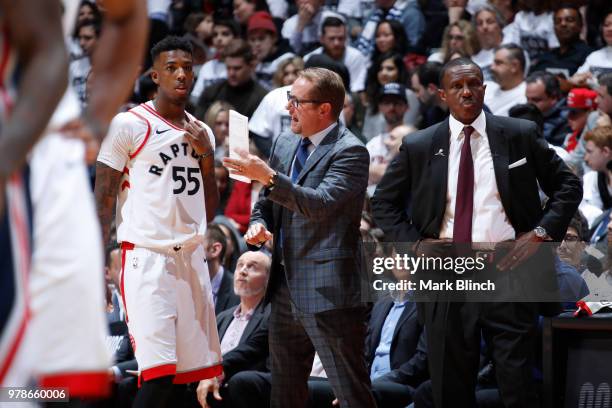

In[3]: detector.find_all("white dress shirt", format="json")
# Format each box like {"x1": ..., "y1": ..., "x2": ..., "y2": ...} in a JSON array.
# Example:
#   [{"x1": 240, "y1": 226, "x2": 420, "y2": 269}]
[{"x1": 439, "y1": 111, "x2": 515, "y2": 243}]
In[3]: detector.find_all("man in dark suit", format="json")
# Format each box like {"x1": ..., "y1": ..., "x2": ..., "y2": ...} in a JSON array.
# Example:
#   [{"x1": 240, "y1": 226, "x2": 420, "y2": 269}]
[
  {"x1": 223, "y1": 67, "x2": 375, "y2": 408},
  {"x1": 372, "y1": 58, "x2": 582, "y2": 408},
  {"x1": 308, "y1": 289, "x2": 429, "y2": 408},
  {"x1": 197, "y1": 251, "x2": 271, "y2": 407},
  {"x1": 205, "y1": 224, "x2": 239, "y2": 315}
]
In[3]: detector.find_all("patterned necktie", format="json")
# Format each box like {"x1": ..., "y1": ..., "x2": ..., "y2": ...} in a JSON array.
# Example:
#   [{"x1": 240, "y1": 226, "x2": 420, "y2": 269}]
[
  {"x1": 291, "y1": 137, "x2": 312, "y2": 183},
  {"x1": 453, "y1": 126, "x2": 475, "y2": 243}
]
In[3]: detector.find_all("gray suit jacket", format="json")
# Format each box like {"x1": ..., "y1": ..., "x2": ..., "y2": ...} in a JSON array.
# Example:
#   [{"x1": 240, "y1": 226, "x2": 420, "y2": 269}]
[{"x1": 250, "y1": 123, "x2": 369, "y2": 313}]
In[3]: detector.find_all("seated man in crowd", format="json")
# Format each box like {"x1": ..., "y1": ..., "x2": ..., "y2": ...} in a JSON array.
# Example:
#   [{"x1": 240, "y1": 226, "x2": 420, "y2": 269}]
[
  {"x1": 196, "y1": 250, "x2": 272, "y2": 407},
  {"x1": 196, "y1": 39, "x2": 268, "y2": 119},
  {"x1": 225, "y1": 257, "x2": 429, "y2": 408},
  {"x1": 484, "y1": 43, "x2": 527, "y2": 116},
  {"x1": 555, "y1": 211, "x2": 591, "y2": 307},
  {"x1": 529, "y1": 5, "x2": 592, "y2": 78},
  {"x1": 525, "y1": 71, "x2": 571, "y2": 146},
  {"x1": 367, "y1": 83, "x2": 411, "y2": 196},
  {"x1": 205, "y1": 224, "x2": 240, "y2": 315},
  {"x1": 247, "y1": 11, "x2": 295, "y2": 90},
  {"x1": 410, "y1": 61, "x2": 448, "y2": 130},
  {"x1": 304, "y1": 16, "x2": 369, "y2": 94},
  {"x1": 579, "y1": 126, "x2": 612, "y2": 227}
]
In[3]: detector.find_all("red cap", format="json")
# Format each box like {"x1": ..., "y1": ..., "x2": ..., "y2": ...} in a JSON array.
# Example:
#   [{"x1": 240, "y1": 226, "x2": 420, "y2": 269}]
[
  {"x1": 567, "y1": 88, "x2": 598, "y2": 110},
  {"x1": 247, "y1": 11, "x2": 277, "y2": 36}
]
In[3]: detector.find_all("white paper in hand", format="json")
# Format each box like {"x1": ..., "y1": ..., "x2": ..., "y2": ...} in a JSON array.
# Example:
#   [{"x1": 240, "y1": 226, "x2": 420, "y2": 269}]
[{"x1": 229, "y1": 110, "x2": 251, "y2": 184}]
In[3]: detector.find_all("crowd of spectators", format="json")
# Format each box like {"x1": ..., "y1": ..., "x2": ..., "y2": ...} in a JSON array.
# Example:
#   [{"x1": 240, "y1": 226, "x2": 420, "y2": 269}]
[{"x1": 69, "y1": 0, "x2": 612, "y2": 406}]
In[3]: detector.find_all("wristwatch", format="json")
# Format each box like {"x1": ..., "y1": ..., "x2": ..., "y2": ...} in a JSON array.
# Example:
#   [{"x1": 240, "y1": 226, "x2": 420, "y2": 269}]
[
  {"x1": 533, "y1": 226, "x2": 549, "y2": 240},
  {"x1": 266, "y1": 171, "x2": 278, "y2": 188}
]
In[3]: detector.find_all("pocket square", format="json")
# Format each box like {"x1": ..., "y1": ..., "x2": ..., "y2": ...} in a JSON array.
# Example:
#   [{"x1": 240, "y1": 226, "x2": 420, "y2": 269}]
[{"x1": 508, "y1": 157, "x2": 527, "y2": 169}]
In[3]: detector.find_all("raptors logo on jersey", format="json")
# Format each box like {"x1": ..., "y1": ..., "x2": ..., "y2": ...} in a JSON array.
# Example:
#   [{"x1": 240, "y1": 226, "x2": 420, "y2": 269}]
[{"x1": 98, "y1": 101, "x2": 216, "y2": 249}]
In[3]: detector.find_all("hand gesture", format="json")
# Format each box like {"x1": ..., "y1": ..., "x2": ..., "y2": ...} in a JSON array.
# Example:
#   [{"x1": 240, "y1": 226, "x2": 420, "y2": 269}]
[
  {"x1": 245, "y1": 222, "x2": 273, "y2": 245},
  {"x1": 297, "y1": 2, "x2": 315, "y2": 30},
  {"x1": 223, "y1": 148, "x2": 274, "y2": 185},
  {"x1": 185, "y1": 120, "x2": 214, "y2": 156}
]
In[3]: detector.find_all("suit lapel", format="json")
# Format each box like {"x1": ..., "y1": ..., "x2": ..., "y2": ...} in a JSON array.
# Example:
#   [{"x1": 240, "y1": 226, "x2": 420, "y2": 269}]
[
  {"x1": 485, "y1": 114, "x2": 512, "y2": 215},
  {"x1": 391, "y1": 301, "x2": 416, "y2": 349},
  {"x1": 273, "y1": 134, "x2": 300, "y2": 232},
  {"x1": 296, "y1": 124, "x2": 340, "y2": 184},
  {"x1": 428, "y1": 120, "x2": 450, "y2": 234}
]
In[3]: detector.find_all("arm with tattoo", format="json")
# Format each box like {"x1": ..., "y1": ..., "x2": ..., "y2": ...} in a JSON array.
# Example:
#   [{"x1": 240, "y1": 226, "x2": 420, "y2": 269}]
[{"x1": 94, "y1": 162, "x2": 123, "y2": 247}]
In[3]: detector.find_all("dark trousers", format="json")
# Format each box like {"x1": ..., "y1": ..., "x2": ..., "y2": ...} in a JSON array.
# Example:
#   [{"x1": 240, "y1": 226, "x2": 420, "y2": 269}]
[
  {"x1": 422, "y1": 301, "x2": 539, "y2": 408},
  {"x1": 268, "y1": 283, "x2": 376, "y2": 408},
  {"x1": 309, "y1": 377, "x2": 415, "y2": 408}
]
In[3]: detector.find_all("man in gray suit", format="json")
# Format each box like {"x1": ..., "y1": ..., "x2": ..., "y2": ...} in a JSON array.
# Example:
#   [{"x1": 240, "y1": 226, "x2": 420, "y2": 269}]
[{"x1": 223, "y1": 67, "x2": 375, "y2": 408}]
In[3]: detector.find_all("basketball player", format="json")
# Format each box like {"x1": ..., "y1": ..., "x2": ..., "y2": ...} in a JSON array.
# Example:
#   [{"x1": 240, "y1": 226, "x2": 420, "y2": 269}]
[
  {"x1": 0, "y1": 0, "x2": 68, "y2": 388},
  {"x1": 2, "y1": 0, "x2": 148, "y2": 401},
  {"x1": 95, "y1": 36, "x2": 222, "y2": 408}
]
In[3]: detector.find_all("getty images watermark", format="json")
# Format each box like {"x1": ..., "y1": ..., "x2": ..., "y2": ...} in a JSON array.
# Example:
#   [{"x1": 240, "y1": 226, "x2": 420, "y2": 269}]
[{"x1": 359, "y1": 242, "x2": 606, "y2": 303}]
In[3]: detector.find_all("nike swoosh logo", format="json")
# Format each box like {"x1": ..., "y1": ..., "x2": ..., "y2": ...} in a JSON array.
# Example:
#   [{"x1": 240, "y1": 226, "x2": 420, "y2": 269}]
[{"x1": 156, "y1": 128, "x2": 171, "y2": 134}]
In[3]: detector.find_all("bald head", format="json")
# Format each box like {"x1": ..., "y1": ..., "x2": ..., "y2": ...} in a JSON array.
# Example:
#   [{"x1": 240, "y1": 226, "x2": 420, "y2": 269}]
[{"x1": 233, "y1": 251, "x2": 271, "y2": 298}]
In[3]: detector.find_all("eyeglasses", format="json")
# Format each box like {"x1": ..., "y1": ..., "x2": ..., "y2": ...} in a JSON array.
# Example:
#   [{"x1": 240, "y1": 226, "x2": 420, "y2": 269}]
[
  {"x1": 563, "y1": 234, "x2": 580, "y2": 242},
  {"x1": 287, "y1": 91, "x2": 324, "y2": 109},
  {"x1": 448, "y1": 35, "x2": 465, "y2": 41}
]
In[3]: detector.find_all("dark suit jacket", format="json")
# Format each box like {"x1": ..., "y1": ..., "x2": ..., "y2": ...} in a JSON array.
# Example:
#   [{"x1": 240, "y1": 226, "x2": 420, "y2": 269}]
[
  {"x1": 250, "y1": 123, "x2": 369, "y2": 313},
  {"x1": 372, "y1": 113, "x2": 582, "y2": 243},
  {"x1": 372, "y1": 113, "x2": 582, "y2": 313},
  {"x1": 365, "y1": 297, "x2": 428, "y2": 387},
  {"x1": 217, "y1": 302, "x2": 271, "y2": 379},
  {"x1": 215, "y1": 270, "x2": 240, "y2": 315}
]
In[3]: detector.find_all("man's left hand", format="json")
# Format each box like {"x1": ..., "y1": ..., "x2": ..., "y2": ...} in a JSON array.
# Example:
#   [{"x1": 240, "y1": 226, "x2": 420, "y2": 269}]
[
  {"x1": 197, "y1": 377, "x2": 222, "y2": 408},
  {"x1": 185, "y1": 120, "x2": 214, "y2": 156},
  {"x1": 223, "y1": 148, "x2": 274, "y2": 185},
  {"x1": 497, "y1": 231, "x2": 543, "y2": 272}
]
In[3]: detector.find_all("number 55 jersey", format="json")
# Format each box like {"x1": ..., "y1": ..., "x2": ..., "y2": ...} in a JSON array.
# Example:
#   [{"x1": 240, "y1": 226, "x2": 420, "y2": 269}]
[{"x1": 98, "y1": 101, "x2": 216, "y2": 249}]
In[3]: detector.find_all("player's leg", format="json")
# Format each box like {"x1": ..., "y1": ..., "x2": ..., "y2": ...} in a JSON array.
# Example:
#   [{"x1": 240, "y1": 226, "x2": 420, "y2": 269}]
[
  {"x1": 174, "y1": 244, "x2": 222, "y2": 383},
  {"x1": 122, "y1": 247, "x2": 178, "y2": 407}
]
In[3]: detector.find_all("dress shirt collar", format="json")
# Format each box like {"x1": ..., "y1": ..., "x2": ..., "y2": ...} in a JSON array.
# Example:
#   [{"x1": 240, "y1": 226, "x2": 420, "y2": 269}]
[
  {"x1": 233, "y1": 304, "x2": 255, "y2": 320},
  {"x1": 449, "y1": 110, "x2": 487, "y2": 141},
  {"x1": 303, "y1": 122, "x2": 337, "y2": 147}
]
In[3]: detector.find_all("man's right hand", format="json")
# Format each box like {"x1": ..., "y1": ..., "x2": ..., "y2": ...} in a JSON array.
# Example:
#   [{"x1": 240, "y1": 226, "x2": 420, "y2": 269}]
[{"x1": 245, "y1": 223, "x2": 273, "y2": 245}]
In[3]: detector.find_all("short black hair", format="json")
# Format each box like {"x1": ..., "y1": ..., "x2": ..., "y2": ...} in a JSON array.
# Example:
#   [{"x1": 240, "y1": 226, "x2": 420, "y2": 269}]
[
  {"x1": 151, "y1": 36, "x2": 193, "y2": 62},
  {"x1": 526, "y1": 71, "x2": 562, "y2": 99},
  {"x1": 438, "y1": 57, "x2": 483, "y2": 88},
  {"x1": 416, "y1": 62, "x2": 443, "y2": 88},
  {"x1": 568, "y1": 210, "x2": 589, "y2": 242},
  {"x1": 76, "y1": 18, "x2": 101, "y2": 38},
  {"x1": 600, "y1": 72, "x2": 612, "y2": 97},
  {"x1": 222, "y1": 39, "x2": 256, "y2": 64},
  {"x1": 553, "y1": 3, "x2": 583, "y2": 25},
  {"x1": 494, "y1": 43, "x2": 526, "y2": 72},
  {"x1": 321, "y1": 16, "x2": 345, "y2": 35},
  {"x1": 214, "y1": 18, "x2": 241, "y2": 37},
  {"x1": 206, "y1": 223, "x2": 227, "y2": 261},
  {"x1": 508, "y1": 103, "x2": 544, "y2": 134}
]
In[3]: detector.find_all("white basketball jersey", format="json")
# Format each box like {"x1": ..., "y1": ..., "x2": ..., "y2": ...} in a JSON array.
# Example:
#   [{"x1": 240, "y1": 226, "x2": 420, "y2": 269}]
[{"x1": 98, "y1": 101, "x2": 215, "y2": 249}]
